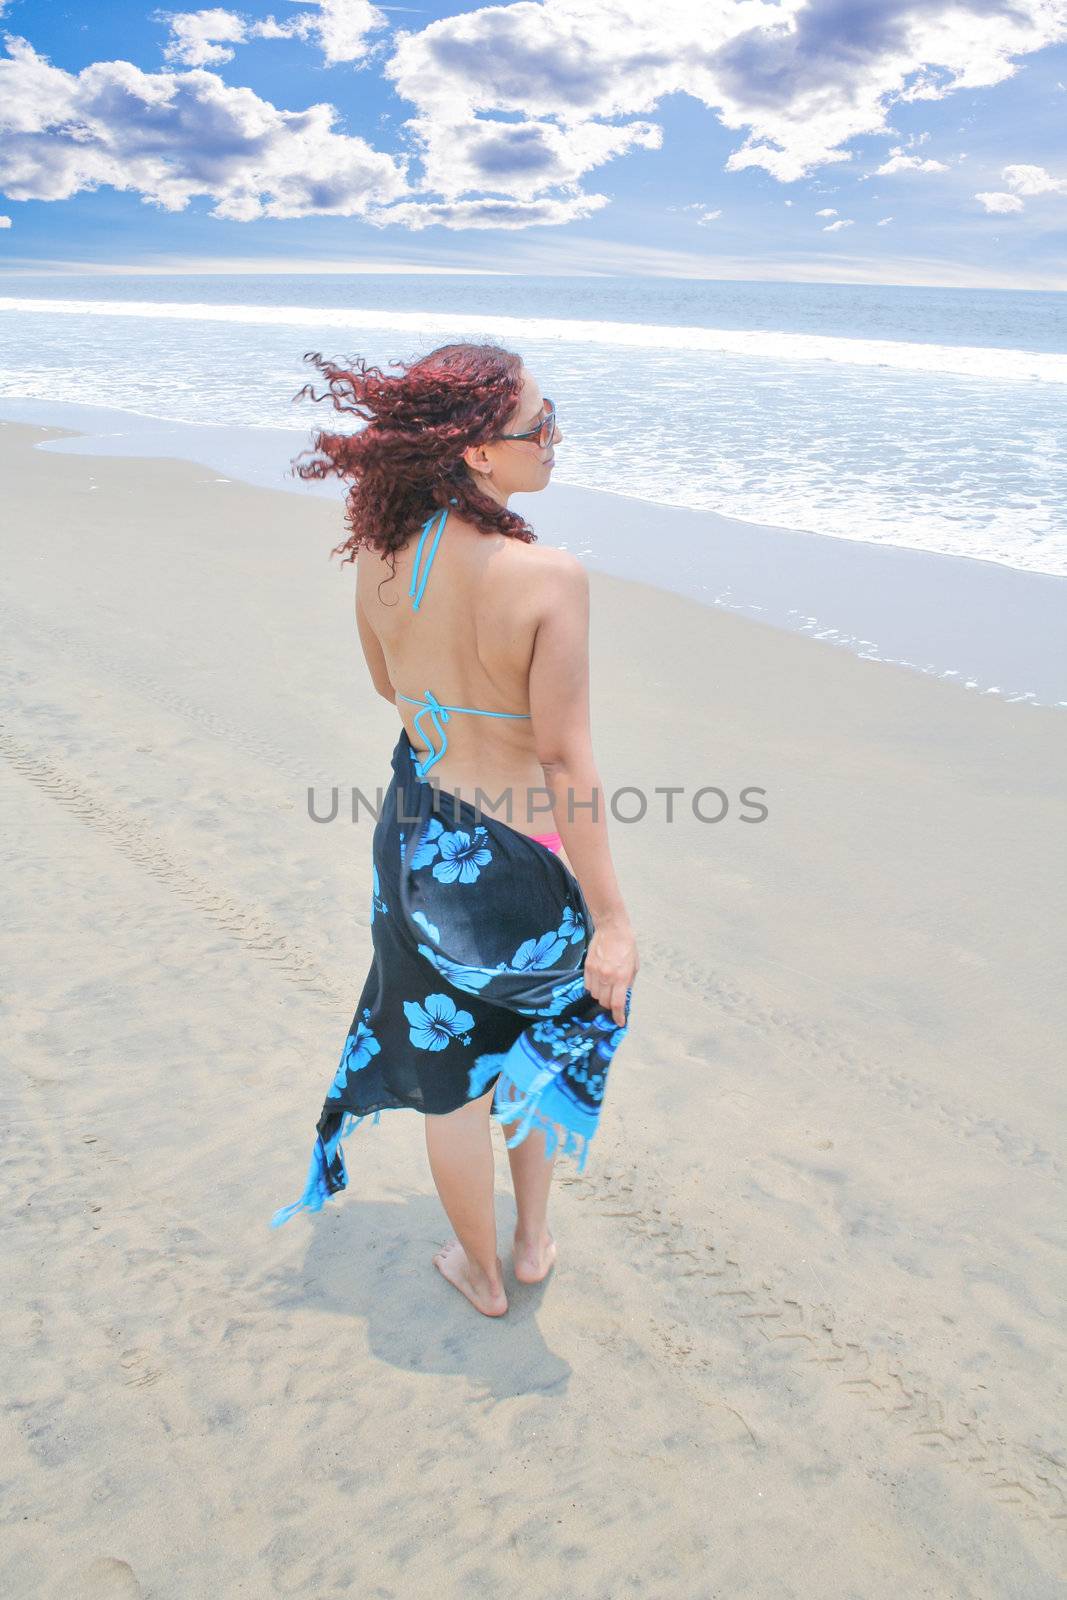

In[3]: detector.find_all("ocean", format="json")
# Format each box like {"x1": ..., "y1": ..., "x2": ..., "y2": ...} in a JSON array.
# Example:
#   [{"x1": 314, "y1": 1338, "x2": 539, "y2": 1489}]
[
  {"x1": 1, "y1": 271, "x2": 1064, "y2": 703},
  {"x1": 2, "y1": 272, "x2": 1065, "y2": 572}
]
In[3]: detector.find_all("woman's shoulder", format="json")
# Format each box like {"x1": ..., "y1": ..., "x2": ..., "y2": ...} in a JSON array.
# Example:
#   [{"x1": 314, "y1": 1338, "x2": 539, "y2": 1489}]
[
  {"x1": 356, "y1": 513, "x2": 587, "y2": 617},
  {"x1": 510, "y1": 540, "x2": 587, "y2": 593},
  {"x1": 489, "y1": 531, "x2": 587, "y2": 611},
  {"x1": 489, "y1": 527, "x2": 586, "y2": 578}
]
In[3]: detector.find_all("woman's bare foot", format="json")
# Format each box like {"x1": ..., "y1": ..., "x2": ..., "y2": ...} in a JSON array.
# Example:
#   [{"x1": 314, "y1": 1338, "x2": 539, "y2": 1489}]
[
  {"x1": 432, "y1": 1238, "x2": 508, "y2": 1316},
  {"x1": 513, "y1": 1227, "x2": 557, "y2": 1284}
]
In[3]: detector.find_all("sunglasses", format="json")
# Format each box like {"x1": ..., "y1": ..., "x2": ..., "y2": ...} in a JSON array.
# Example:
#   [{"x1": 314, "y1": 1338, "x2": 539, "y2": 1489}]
[{"x1": 499, "y1": 397, "x2": 557, "y2": 451}]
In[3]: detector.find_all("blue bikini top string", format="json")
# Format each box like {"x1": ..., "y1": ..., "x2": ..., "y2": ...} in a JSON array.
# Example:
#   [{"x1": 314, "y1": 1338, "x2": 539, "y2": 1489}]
[
  {"x1": 396, "y1": 689, "x2": 531, "y2": 778},
  {"x1": 400, "y1": 499, "x2": 531, "y2": 777},
  {"x1": 409, "y1": 502, "x2": 454, "y2": 612}
]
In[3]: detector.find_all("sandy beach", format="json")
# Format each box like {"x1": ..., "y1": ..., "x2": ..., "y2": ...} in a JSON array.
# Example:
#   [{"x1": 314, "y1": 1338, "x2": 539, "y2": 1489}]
[{"x1": 3, "y1": 416, "x2": 1065, "y2": 1598}]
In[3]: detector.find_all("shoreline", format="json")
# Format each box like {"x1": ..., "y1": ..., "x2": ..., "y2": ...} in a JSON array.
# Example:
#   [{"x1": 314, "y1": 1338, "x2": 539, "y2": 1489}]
[{"x1": 2, "y1": 394, "x2": 1065, "y2": 708}]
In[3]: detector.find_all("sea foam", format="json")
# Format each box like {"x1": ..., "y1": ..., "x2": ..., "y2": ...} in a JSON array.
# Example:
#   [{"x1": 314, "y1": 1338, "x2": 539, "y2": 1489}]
[{"x1": 2, "y1": 296, "x2": 1065, "y2": 385}]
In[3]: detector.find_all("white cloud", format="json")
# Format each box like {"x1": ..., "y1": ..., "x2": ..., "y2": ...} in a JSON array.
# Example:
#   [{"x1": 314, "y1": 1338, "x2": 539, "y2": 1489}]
[
  {"x1": 696, "y1": 207, "x2": 722, "y2": 223},
  {"x1": 4, "y1": 0, "x2": 1067, "y2": 233},
  {"x1": 877, "y1": 215, "x2": 893, "y2": 225},
  {"x1": 0, "y1": 212, "x2": 11, "y2": 226},
  {"x1": 815, "y1": 207, "x2": 837, "y2": 217},
  {"x1": 257, "y1": 0, "x2": 392, "y2": 66},
  {"x1": 0, "y1": 35, "x2": 408, "y2": 219},
  {"x1": 974, "y1": 163, "x2": 1067, "y2": 214},
  {"x1": 398, "y1": 112, "x2": 661, "y2": 206},
  {"x1": 157, "y1": 0, "x2": 391, "y2": 68},
  {"x1": 383, "y1": 0, "x2": 1067, "y2": 191},
  {"x1": 823, "y1": 218, "x2": 854, "y2": 232},
  {"x1": 360, "y1": 193, "x2": 610, "y2": 230},
  {"x1": 159, "y1": 8, "x2": 249, "y2": 67},
  {"x1": 874, "y1": 149, "x2": 950, "y2": 175},
  {"x1": 975, "y1": 191, "x2": 1024, "y2": 212},
  {"x1": 1001, "y1": 162, "x2": 1067, "y2": 196}
]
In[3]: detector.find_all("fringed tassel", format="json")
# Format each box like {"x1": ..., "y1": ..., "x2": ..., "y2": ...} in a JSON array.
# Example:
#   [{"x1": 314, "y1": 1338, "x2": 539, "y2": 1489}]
[
  {"x1": 495, "y1": 1082, "x2": 542, "y2": 1149},
  {"x1": 269, "y1": 1108, "x2": 381, "y2": 1228},
  {"x1": 497, "y1": 1091, "x2": 592, "y2": 1172},
  {"x1": 470, "y1": 1052, "x2": 595, "y2": 1174}
]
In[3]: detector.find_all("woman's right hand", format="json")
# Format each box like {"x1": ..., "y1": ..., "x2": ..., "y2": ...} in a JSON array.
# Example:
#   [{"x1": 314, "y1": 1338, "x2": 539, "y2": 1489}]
[{"x1": 584, "y1": 913, "x2": 639, "y2": 1027}]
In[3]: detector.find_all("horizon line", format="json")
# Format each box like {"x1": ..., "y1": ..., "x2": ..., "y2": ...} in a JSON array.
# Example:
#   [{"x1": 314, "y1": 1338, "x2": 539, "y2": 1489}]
[{"x1": 0, "y1": 254, "x2": 1065, "y2": 293}]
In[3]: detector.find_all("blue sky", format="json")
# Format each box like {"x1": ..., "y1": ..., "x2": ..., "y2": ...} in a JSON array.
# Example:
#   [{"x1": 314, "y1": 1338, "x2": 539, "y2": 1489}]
[{"x1": 0, "y1": 0, "x2": 1064, "y2": 287}]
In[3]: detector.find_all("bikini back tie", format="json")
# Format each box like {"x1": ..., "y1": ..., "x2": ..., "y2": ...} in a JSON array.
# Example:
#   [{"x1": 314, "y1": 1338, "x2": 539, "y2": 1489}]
[{"x1": 397, "y1": 504, "x2": 531, "y2": 778}]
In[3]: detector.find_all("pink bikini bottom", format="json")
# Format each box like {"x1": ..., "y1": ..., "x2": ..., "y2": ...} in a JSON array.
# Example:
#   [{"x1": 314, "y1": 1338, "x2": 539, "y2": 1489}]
[{"x1": 495, "y1": 818, "x2": 563, "y2": 854}]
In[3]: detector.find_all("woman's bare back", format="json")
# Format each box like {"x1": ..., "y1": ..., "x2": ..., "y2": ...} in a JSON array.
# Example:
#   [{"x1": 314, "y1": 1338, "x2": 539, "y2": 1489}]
[{"x1": 357, "y1": 512, "x2": 568, "y2": 848}]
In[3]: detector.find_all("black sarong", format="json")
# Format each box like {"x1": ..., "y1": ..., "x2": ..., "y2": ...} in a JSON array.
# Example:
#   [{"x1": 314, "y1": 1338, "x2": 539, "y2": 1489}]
[{"x1": 270, "y1": 728, "x2": 633, "y2": 1226}]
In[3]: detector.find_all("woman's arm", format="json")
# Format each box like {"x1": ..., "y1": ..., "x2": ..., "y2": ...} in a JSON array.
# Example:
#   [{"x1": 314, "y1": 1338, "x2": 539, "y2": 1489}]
[
  {"x1": 355, "y1": 585, "x2": 397, "y2": 705},
  {"x1": 527, "y1": 552, "x2": 637, "y2": 1023}
]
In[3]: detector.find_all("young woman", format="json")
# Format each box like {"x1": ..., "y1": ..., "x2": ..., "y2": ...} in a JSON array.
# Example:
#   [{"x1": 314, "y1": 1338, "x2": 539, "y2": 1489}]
[{"x1": 271, "y1": 341, "x2": 639, "y2": 1318}]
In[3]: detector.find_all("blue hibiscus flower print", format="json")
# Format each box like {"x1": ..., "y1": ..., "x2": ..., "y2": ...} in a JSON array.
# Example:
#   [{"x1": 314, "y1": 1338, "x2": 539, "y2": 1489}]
[
  {"x1": 594, "y1": 1009, "x2": 630, "y2": 1057},
  {"x1": 416, "y1": 944, "x2": 501, "y2": 993},
  {"x1": 431, "y1": 826, "x2": 493, "y2": 884},
  {"x1": 570, "y1": 1060, "x2": 607, "y2": 1100},
  {"x1": 412, "y1": 910, "x2": 440, "y2": 943},
  {"x1": 326, "y1": 1013, "x2": 381, "y2": 1100},
  {"x1": 403, "y1": 993, "x2": 475, "y2": 1050},
  {"x1": 514, "y1": 972, "x2": 591, "y2": 1017},
  {"x1": 410, "y1": 817, "x2": 445, "y2": 871},
  {"x1": 531, "y1": 1015, "x2": 598, "y2": 1063},
  {"x1": 558, "y1": 905, "x2": 587, "y2": 945},
  {"x1": 370, "y1": 863, "x2": 388, "y2": 924},
  {"x1": 511, "y1": 929, "x2": 567, "y2": 970},
  {"x1": 553, "y1": 1032, "x2": 595, "y2": 1063}
]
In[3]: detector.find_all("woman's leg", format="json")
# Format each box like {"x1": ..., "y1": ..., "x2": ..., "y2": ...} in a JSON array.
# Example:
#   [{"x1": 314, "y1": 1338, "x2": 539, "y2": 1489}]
[
  {"x1": 499, "y1": 1084, "x2": 559, "y2": 1284},
  {"x1": 424, "y1": 1083, "x2": 508, "y2": 1316}
]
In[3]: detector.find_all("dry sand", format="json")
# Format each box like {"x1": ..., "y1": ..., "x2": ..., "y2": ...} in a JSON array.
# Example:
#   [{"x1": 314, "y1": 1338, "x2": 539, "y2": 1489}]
[{"x1": 2, "y1": 418, "x2": 1065, "y2": 1599}]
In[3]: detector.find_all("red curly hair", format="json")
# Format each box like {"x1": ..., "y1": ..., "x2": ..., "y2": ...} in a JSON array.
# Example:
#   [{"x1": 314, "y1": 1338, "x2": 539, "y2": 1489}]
[{"x1": 288, "y1": 340, "x2": 539, "y2": 570}]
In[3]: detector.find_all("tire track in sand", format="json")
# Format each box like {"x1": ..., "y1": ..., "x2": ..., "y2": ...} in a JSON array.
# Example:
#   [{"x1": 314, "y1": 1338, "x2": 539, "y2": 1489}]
[
  {"x1": 0, "y1": 726, "x2": 348, "y2": 1011},
  {"x1": 638, "y1": 930, "x2": 1064, "y2": 1185},
  {"x1": 0, "y1": 593, "x2": 337, "y2": 790},
  {"x1": 555, "y1": 1156, "x2": 1067, "y2": 1556}
]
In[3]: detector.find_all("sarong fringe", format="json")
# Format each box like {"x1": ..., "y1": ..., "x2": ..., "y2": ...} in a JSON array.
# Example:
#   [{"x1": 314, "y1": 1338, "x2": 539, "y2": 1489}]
[
  {"x1": 469, "y1": 1051, "x2": 595, "y2": 1174},
  {"x1": 269, "y1": 1109, "x2": 382, "y2": 1228}
]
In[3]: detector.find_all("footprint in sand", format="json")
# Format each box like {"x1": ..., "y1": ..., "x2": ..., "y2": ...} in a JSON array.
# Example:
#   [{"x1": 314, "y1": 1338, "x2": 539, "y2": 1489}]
[{"x1": 55, "y1": 1557, "x2": 143, "y2": 1599}]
